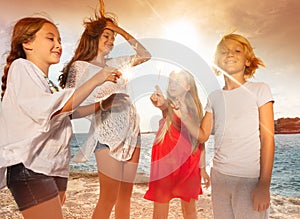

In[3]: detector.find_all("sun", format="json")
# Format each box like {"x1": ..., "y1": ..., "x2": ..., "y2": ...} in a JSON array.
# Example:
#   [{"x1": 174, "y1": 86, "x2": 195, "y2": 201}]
[
  {"x1": 163, "y1": 19, "x2": 199, "y2": 48},
  {"x1": 162, "y1": 19, "x2": 213, "y2": 65}
]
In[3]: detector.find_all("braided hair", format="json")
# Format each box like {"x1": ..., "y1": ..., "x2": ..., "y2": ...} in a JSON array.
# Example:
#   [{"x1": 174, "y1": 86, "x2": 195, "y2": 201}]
[{"x1": 1, "y1": 17, "x2": 54, "y2": 101}]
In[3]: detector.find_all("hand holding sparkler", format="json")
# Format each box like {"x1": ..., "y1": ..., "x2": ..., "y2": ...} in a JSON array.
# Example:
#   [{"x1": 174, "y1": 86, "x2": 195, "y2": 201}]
[
  {"x1": 98, "y1": 66, "x2": 122, "y2": 84},
  {"x1": 150, "y1": 85, "x2": 167, "y2": 110},
  {"x1": 171, "y1": 97, "x2": 189, "y2": 121}
]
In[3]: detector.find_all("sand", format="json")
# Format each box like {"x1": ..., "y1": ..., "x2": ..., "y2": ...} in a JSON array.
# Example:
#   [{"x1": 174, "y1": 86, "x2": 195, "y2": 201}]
[{"x1": 1, "y1": 172, "x2": 299, "y2": 219}]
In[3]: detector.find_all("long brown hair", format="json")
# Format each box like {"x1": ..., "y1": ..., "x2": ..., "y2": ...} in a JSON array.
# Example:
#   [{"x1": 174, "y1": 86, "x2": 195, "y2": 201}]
[
  {"x1": 58, "y1": 14, "x2": 117, "y2": 88},
  {"x1": 1, "y1": 17, "x2": 55, "y2": 101}
]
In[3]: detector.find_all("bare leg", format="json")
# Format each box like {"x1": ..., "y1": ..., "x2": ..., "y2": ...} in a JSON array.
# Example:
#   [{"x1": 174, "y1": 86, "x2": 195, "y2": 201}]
[
  {"x1": 92, "y1": 171, "x2": 120, "y2": 219},
  {"x1": 181, "y1": 199, "x2": 197, "y2": 219},
  {"x1": 153, "y1": 202, "x2": 169, "y2": 219},
  {"x1": 92, "y1": 149, "x2": 122, "y2": 219},
  {"x1": 21, "y1": 196, "x2": 63, "y2": 219},
  {"x1": 115, "y1": 146, "x2": 140, "y2": 219},
  {"x1": 114, "y1": 181, "x2": 133, "y2": 219},
  {"x1": 59, "y1": 191, "x2": 66, "y2": 205}
]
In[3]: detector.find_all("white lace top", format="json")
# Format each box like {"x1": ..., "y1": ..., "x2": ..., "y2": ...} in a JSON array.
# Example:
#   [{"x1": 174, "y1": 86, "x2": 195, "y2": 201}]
[{"x1": 66, "y1": 58, "x2": 140, "y2": 161}]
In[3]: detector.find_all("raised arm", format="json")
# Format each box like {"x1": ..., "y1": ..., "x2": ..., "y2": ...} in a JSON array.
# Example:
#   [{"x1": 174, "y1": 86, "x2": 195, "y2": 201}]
[
  {"x1": 105, "y1": 21, "x2": 151, "y2": 66},
  {"x1": 54, "y1": 67, "x2": 121, "y2": 117},
  {"x1": 150, "y1": 85, "x2": 168, "y2": 118},
  {"x1": 177, "y1": 109, "x2": 213, "y2": 144}
]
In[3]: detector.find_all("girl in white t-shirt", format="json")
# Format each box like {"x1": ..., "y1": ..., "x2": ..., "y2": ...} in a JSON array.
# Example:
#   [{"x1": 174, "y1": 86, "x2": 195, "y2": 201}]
[
  {"x1": 0, "y1": 17, "x2": 120, "y2": 219},
  {"x1": 179, "y1": 33, "x2": 275, "y2": 219}
]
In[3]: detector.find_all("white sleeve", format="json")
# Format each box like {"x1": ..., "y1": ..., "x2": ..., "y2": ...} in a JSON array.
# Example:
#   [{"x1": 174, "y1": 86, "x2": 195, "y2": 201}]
[
  {"x1": 257, "y1": 82, "x2": 274, "y2": 107},
  {"x1": 67, "y1": 61, "x2": 104, "y2": 106},
  {"x1": 67, "y1": 60, "x2": 127, "y2": 107},
  {"x1": 204, "y1": 95, "x2": 213, "y2": 113},
  {"x1": 10, "y1": 59, "x2": 74, "y2": 132}
]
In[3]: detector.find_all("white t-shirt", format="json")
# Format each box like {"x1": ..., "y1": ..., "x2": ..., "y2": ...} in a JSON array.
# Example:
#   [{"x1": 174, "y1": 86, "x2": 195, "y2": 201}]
[
  {"x1": 205, "y1": 81, "x2": 274, "y2": 178},
  {"x1": 0, "y1": 58, "x2": 74, "y2": 189},
  {"x1": 67, "y1": 58, "x2": 140, "y2": 162}
]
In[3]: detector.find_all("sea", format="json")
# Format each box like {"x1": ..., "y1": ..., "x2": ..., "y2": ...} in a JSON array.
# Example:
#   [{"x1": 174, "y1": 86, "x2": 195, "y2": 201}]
[{"x1": 70, "y1": 133, "x2": 300, "y2": 198}]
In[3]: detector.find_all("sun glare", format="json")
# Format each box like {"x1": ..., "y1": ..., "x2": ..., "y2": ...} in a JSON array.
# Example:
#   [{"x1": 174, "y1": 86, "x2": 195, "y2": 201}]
[
  {"x1": 163, "y1": 19, "x2": 199, "y2": 48},
  {"x1": 162, "y1": 19, "x2": 213, "y2": 64}
]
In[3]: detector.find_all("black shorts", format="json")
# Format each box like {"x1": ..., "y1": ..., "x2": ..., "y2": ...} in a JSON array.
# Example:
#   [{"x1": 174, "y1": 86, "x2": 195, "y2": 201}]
[{"x1": 6, "y1": 163, "x2": 67, "y2": 211}]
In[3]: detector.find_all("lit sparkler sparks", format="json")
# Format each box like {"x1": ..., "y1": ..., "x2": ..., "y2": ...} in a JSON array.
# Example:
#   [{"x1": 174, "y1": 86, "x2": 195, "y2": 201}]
[{"x1": 117, "y1": 58, "x2": 136, "y2": 83}]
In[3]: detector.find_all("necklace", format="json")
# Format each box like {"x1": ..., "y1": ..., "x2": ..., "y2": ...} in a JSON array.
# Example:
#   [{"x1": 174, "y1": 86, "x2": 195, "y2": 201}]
[{"x1": 42, "y1": 74, "x2": 59, "y2": 93}]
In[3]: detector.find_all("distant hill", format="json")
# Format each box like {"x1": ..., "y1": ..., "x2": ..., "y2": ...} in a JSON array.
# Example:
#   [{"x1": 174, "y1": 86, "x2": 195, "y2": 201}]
[
  {"x1": 275, "y1": 117, "x2": 300, "y2": 134},
  {"x1": 141, "y1": 119, "x2": 300, "y2": 135}
]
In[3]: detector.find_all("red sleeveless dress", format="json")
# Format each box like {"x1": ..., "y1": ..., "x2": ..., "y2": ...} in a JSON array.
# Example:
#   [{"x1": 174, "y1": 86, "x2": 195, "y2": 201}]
[{"x1": 144, "y1": 115, "x2": 203, "y2": 203}]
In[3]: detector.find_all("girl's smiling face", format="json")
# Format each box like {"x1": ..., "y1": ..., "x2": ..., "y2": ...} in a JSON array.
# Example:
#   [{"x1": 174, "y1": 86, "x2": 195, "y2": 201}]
[
  {"x1": 167, "y1": 71, "x2": 190, "y2": 99},
  {"x1": 23, "y1": 22, "x2": 62, "y2": 72},
  {"x1": 98, "y1": 29, "x2": 115, "y2": 55}
]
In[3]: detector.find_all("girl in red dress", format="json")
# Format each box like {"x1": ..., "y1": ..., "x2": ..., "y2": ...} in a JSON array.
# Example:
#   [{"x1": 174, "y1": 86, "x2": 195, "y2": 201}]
[{"x1": 144, "y1": 70, "x2": 210, "y2": 219}]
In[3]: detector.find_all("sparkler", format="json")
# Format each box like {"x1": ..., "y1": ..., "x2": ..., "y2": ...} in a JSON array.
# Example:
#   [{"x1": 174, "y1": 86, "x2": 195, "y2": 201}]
[{"x1": 118, "y1": 61, "x2": 134, "y2": 83}]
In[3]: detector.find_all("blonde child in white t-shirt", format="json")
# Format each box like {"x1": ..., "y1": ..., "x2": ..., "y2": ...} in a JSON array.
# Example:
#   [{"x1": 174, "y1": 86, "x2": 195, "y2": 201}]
[{"x1": 179, "y1": 33, "x2": 275, "y2": 219}]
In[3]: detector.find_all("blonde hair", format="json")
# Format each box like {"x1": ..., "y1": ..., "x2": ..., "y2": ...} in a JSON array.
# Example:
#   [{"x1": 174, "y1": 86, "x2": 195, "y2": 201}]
[
  {"x1": 214, "y1": 33, "x2": 265, "y2": 79},
  {"x1": 155, "y1": 70, "x2": 203, "y2": 152}
]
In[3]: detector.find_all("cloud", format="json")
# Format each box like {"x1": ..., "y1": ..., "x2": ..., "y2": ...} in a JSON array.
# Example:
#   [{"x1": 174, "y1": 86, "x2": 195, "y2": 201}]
[{"x1": 0, "y1": 0, "x2": 299, "y2": 119}]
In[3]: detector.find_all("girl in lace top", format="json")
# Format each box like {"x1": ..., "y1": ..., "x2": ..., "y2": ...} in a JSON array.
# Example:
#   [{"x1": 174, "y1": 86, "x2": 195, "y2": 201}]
[{"x1": 59, "y1": 11, "x2": 151, "y2": 219}]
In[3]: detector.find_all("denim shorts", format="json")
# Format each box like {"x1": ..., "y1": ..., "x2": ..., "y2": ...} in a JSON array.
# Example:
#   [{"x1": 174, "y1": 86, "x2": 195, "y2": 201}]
[
  {"x1": 94, "y1": 142, "x2": 110, "y2": 151},
  {"x1": 6, "y1": 163, "x2": 67, "y2": 211},
  {"x1": 94, "y1": 134, "x2": 141, "y2": 152}
]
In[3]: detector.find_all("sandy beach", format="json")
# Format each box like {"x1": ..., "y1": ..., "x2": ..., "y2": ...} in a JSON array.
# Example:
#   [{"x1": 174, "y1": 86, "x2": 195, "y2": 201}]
[{"x1": 1, "y1": 172, "x2": 299, "y2": 219}]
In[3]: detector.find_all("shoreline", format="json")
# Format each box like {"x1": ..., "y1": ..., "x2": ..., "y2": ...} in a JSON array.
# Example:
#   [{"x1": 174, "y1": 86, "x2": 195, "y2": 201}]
[{"x1": 1, "y1": 172, "x2": 299, "y2": 219}]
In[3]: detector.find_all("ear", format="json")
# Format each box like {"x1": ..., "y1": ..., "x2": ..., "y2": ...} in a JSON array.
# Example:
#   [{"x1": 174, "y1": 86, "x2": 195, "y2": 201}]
[
  {"x1": 22, "y1": 41, "x2": 33, "y2": 51},
  {"x1": 245, "y1": 59, "x2": 251, "y2": 67},
  {"x1": 185, "y1": 84, "x2": 191, "y2": 92}
]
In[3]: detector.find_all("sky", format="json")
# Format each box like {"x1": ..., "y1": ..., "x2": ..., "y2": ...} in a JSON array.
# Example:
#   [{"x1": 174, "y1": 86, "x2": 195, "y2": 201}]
[{"x1": 1, "y1": 0, "x2": 299, "y2": 132}]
